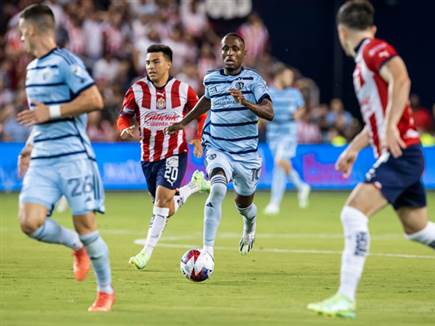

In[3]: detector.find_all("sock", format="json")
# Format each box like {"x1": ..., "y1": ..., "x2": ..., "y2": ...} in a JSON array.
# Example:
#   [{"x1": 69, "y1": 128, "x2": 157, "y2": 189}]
[
  {"x1": 405, "y1": 221, "x2": 435, "y2": 249},
  {"x1": 269, "y1": 166, "x2": 286, "y2": 207},
  {"x1": 31, "y1": 218, "x2": 82, "y2": 251},
  {"x1": 144, "y1": 206, "x2": 169, "y2": 256},
  {"x1": 238, "y1": 203, "x2": 257, "y2": 235},
  {"x1": 173, "y1": 182, "x2": 201, "y2": 212},
  {"x1": 289, "y1": 169, "x2": 305, "y2": 191},
  {"x1": 203, "y1": 175, "x2": 227, "y2": 255},
  {"x1": 80, "y1": 231, "x2": 112, "y2": 294},
  {"x1": 338, "y1": 206, "x2": 370, "y2": 302}
]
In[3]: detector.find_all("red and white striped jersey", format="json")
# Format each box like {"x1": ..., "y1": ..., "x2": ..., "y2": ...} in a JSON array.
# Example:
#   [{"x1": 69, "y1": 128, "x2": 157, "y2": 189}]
[
  {"x1": 353, "y1": 38, "x2": 419, "y2": 158},
  {"x1": 117, "y1": 77, "x2": 201, "y2": 162}
]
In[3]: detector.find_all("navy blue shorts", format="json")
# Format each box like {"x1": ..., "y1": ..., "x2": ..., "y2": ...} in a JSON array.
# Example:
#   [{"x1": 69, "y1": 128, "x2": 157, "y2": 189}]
[
  {"x1": 365, "y1": 145, "x2": 426, "y2": 210},
  {"x1": 141, "y1": 153, "x2": 187, "y2": 199}
]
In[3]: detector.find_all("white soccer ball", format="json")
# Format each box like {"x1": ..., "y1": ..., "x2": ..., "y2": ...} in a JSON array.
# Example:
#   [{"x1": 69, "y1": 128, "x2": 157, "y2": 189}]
[{"x1": 180, "y1": 248, "x2": 214, "y2": 282}]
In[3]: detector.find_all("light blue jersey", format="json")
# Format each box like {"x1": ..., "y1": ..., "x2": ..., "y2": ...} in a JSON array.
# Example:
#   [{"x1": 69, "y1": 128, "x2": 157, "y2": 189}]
[
  {"x1": 202, "y1": 67, "x2": 270, "y2": 162},
  {"x1": 20, "y1": 48, "x2": 104, "y2": 215},
  {"x1": 26, "y1": 47, "x2": 96, "y2": 162},
  {"x1": 266, "y1": 86, "x2": 304, "y2": 143}
]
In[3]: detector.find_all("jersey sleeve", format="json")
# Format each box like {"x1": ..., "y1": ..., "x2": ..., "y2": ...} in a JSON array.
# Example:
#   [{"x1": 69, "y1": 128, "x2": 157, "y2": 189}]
[
  {"x1": 116, "y1": 87, "x2": 138, "y2": 131},
  {"x1": 203, "y1": 76, "x2": 211, "y2": 100},
  {"x1": 251, "y1": 75, "x2": 271, "y2": 104},
  {"x1": 294, "y1": 89, "x2": 305, "y2": 108},
  {"x1": 363, "y1": 40, "x2": 398, "y2": 73},
  {"x1": 185, "y1": 86, "x2": 199, "y2": 112},
  {"x1": 60, "y1": 60, "x2": 95, "y2": 96}
]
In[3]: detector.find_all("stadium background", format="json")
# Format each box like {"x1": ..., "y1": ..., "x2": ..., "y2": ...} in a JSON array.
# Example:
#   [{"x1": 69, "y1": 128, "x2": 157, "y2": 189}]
[{"x1": 1, "y1": 0, "x2": 434, "y2": 191}]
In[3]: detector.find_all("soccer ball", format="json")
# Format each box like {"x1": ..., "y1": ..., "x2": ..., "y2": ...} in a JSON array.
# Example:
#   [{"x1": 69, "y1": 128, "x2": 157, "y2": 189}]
[{"x1": 180, "y1": 248, "x2": 214, "y2": 282}]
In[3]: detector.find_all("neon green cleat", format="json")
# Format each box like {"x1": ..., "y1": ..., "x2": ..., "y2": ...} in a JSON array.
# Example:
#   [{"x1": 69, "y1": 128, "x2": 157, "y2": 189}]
[
  {"x1": 128, "y1": 250, "x2": 151, "y2": 270},
  {"x1": 307, "y1": 293, "x2": 356, "y2": 319},
  {"x1": 191, "y1": 170, "x2": 210, "y2": 193}
]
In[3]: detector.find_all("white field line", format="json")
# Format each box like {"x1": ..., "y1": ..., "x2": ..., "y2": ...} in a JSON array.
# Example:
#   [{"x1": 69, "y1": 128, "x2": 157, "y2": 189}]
[{"x1": 133, "y1": 239, "x2": 435, "y2": 260}]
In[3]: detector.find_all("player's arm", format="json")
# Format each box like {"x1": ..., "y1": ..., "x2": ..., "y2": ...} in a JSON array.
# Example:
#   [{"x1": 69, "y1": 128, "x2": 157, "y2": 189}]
[
  {"x1": 293, "y1": 106, "x2": 305, "y2": 120},
  {"x1": 167, "y1": 95, "x2": 211, "y2": 134},
  {"x1": 380, "y1": 56, "x2": 411, "y2": 158},
  {"x1": 17, "y1": 86, "x2": 103, "y2": 127},
  {"x1": 17, "y1": 129, "x2": 35, "y2": 177},
  {"x1": 335, "y1": 126, "x2": 370, "y2": 178},
  {"x1": 117, "y1": 87, "x2": 139, "y2": 140},
  {"x1": 229, "y1": 88, "x2": 274, "y2": 121}
]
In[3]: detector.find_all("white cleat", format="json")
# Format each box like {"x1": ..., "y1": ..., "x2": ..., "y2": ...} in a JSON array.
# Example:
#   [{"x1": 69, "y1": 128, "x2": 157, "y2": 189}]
[
  {"x1": 298, "y1": 184, "x2": 311, "y2": 208},
  {"x1": 240, "y1": 233, "x2": 255, "y2": 255},
  {"x1": 264, "y1": 203, "x2": 280, "y2": 215}
]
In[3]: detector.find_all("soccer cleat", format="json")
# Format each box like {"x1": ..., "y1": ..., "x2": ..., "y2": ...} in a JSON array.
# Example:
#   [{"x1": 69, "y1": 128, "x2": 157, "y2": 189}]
[
  {"x1": 240, "y1": 233, "x2": 255, "y2": 255},
  {"x1": 191, "y1": 170, "x2": 210, "y2": 193},
  {"x1": 298, "y1": 184, "x2": 311, "y2": 208},
  {"x1": 88, "y1": 291, "x2": 115, "y2": 312},
  {"x1": 73, "y1": 247, "x2": 90, "y2": 281},
  {"x1": 264, "y1": 203, "x2": 279, "y2": 215},
  {"x1": 128, "y1": 250, "x2": 151, "y2": 270},
  {"x1": 307, "y1": 293, "x2": 356, "y2": 319}
]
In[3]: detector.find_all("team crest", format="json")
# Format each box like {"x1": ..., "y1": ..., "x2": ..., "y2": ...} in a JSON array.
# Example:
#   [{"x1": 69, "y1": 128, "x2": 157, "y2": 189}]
[
  {"x1": 233, "y1": 81, "x2": 244, "y2": 90},
  {"x1": 157, "y1": 97, "x2": 166, "y2": 109}
]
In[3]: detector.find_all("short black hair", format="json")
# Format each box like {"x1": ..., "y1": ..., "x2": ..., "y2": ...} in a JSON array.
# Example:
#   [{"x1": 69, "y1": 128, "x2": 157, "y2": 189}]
[
  {"x1": 223, "y1": 33, "x2": 245, "y2": 47},
  {"x1": 336, "y1": 0, "x2": 374, "y2": 30},
  {"x1": 147, "y1": 44, "x2": 173, "y2": 62},
  {"x1": 19, "y1": 4, "x2": 55, "y2": 31}
]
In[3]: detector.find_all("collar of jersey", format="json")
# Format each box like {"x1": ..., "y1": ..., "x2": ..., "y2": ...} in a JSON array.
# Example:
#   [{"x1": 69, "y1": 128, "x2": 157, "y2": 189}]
[
  {"x1": 146, "y1": 75, "x2": 174, "y2": 90},
  {"x1": 219, "y1": 67, "x2": 244, "y2": 76},
  {"x1": 354, "y1": 37, "x2": 371, "y2": 55},
  {"x1": 38, "y1": 47, "x2": 58, "y2": 61}
]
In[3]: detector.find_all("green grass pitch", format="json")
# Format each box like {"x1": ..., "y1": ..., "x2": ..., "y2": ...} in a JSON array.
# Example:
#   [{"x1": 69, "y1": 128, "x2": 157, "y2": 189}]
[{"x1": 1, "y1": 191, "x2": 434, "y2": 325}]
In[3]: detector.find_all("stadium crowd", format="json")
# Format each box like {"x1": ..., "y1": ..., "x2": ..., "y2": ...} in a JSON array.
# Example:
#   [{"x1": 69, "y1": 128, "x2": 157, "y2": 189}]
[{"x1": 1, "y1": 0, "x2": 434, "y2": 144}]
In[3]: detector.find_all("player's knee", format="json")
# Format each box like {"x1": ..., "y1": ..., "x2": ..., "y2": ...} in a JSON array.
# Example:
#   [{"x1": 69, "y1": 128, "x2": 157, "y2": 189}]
[
  {"x1": 237, "y1": 203, "x2": 257, "y2": 218},
  {"x1": 19, "y1": 216, "x2": 43, "y2": 236}
]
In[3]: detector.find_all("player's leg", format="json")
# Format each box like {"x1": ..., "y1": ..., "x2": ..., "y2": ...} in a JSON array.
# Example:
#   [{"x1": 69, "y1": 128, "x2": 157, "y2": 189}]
[
  {"x1": 173, "y1": 171, "x2": 210, "y2": 214},
  {"x1": 233, "y1": 161, "x2": 260, "y2": 254},
  {"x1": 307, "y1": 183, "x2": 387, "y2": 318},
  {"x1": 265, "y1": 142, "x2": 285, "y2": 215},
  {"x1": 19, "y1": 164, "x2": 84, "y2": 255},
  {"x1": 395, "y1": 182, "x2": 435, "y2": 249},
  {"x1": 73, "y1": 213, "x2": 114, "y2": 312},
  {"x1": 202, "y1": 149, "x2": 232, "y2": 257}
]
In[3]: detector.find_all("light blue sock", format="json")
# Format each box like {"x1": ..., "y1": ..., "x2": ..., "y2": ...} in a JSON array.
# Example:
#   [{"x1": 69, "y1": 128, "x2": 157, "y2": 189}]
[
  {"x1": 289, "y1": 169, "x2": 305, "y2": 191},
  {"x1": 203, "y1": 175, "x2": 227, "y2": 254},
  {"x1": 269, "y1": 166, "x2": 287, "y2": 206},
  {"x1": 31, "y1": 218, "x2": 82, "y2": 250},
  {"x1": 80, "y1": 231, "x2": 113, "y2": 293}
]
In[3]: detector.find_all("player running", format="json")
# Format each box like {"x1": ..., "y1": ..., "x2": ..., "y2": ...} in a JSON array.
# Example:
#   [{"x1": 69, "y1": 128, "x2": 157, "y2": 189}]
[
  {"x1": 307, "y1": 0, "x2": 435, "y2": 319},
  {"x1": 16, "y1": 4, "x2": 114, "y2": 312},
  {"x1": 168, "y1": 33, "x2": 274, "y2": 258},
  {"x1": 117, "y1": 44, "x2": 209, "y2": 270},
  {"x1": 264, "y1": 63, "x2": 310, "y2": 214}
]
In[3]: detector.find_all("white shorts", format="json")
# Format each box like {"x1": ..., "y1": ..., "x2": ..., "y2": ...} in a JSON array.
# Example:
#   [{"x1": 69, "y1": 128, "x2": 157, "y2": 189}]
[
  {"x1": 204, "y1": 147, "x2": 261, "y2": 196},
  {"x1": 269, "y1": 139, "x2": 297, "y2": 161},
  {"x1": 19, "y1": 158, "x2": 105, "y2": 216}
]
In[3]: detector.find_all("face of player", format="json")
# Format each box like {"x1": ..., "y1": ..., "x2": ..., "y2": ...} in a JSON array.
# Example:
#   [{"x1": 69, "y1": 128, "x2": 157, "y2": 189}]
[
  {"x1": 280, "y1": 69, "x2": 294, "y2": 88},
  {"x1": 145, "y1": 52, "x2": 172, "y2": 84},
  {"x1": 221, "y1": 36, "x2": 246, "y2": 73},
  {"x1": 19, "y1": 19, "x2": 36, "y2": 56}
]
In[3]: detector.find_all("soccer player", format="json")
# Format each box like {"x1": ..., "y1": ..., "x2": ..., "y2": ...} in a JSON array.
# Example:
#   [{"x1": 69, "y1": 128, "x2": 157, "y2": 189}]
[
  {"x1": 307, "y1": 0, "x2": 435, "y2": 319},
  {"x1": 117, "y1": 44, "x2": 209, "y2": 270},
  {"x1": 264, "y1": 63, "x2": 310, "y2": 214},
  {"x1": 168, "y1": 33, "x2": 274, "y2": 257},
  {"x1": 16, "y1": 4, "x2": 114, "y2": 312}
]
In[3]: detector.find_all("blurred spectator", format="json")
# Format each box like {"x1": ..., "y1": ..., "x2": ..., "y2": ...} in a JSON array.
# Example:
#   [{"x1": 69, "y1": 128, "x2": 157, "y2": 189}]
[
  {"x1": 238, "y1": 13, "x2": 269, "y2": 66},
  {"x1": 410, "y1": 94, "x2": 433, "y2": 133},
  {"x1": 93, "y1": 51, "x2": 120, "y2": 82},
  {"x1": 180, "y1": 0, "x2": 208, "y2": 38},
  {"x1": 87, "y1": 111, "x2": 116, "y2": 142}
]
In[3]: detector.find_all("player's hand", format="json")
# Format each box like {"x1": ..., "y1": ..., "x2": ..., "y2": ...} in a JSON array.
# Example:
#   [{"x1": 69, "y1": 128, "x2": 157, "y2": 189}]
[
  {"x1": 17, "y1": 145, "x2": 32, "y2": 177},
  {"x1": 382, "y1": 124, "x2": 405, "y2": 158},
  {"x1": 229, "y1": 88, "x2": 246, "y2": 105},
  {"x1": 166, "y1": 122, "x2": 184, "y2": 135},
  {"x1": 17, "y1": 101, "x2": 50, "y2": 126},
  {"x1": 191, "y1": 139, "x2": 203, "y2": 158},
  {"x1": 120, "y1": 126, "x2": 138, "y2": 140},
  {"x1": 335, "y1": 149, "x2": 358, "y2": 178}
]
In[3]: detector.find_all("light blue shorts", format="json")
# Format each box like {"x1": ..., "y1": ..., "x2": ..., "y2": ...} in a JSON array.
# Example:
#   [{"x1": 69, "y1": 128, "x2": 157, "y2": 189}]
[
  {"x1": 19, "y1": 158, "x2": 105, "y2": 216},
  {"x1": 269, "y1": 139, "x2": 297, "y2": 161},
  {"x1": 205, "y1": 147, "x2": 262, "y2": 196}
]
